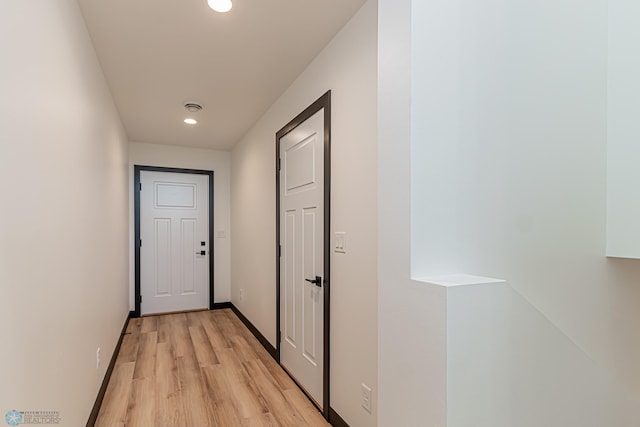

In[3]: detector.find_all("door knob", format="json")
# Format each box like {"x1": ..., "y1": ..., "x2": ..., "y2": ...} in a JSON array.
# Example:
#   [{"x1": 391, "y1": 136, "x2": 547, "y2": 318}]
[{"x1": 305, "y1": 276, "x2": 322, "y2": 287}]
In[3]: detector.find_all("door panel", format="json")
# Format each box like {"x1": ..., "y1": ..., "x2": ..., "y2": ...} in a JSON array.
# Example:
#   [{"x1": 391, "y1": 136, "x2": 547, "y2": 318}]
[
  {"x1": 155, "y1": 218, "x2": 172, "y2": 296},
  {"x1": 279, "y1": 109, "x2": 324, "y2": 406},
  {"x1": 285, "y1": 135, "x2": 317, "y2": 191},
  {"x1": 302, "y1": 207, "x2": 318, "y2": 365},
  {"x1": 180, "y1": 219, "x2": 197, "y2": 294},
  {"x1": 285, "y1": 210, "x2": 297, "y2": 346},
  {"x1": 155, "y1": 182, "x2": 195, "y2": 208},
  {"x1": 140, "y1": 171, "x2": 209, "y2": 315}
]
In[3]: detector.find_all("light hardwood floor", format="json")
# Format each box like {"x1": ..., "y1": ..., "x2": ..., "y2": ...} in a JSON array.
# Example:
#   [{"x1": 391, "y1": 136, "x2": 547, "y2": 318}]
[{"x1": 95, "y1": 309, "x2": 329, "y2": 427}]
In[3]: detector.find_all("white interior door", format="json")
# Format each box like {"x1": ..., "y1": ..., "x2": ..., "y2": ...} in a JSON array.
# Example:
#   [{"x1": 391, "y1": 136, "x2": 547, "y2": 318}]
[
  {"x1": 140, "y1": 171, "x2": 209, "y2": 316},
  {"x1": 279, "y1": 109, "x2": 324, "y2": 406}
]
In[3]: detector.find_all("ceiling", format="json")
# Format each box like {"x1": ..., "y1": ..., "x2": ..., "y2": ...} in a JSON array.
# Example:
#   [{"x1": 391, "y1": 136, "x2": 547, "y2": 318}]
[{"x1": 78, "y1": 0, "x2": 367, "y2": 150}]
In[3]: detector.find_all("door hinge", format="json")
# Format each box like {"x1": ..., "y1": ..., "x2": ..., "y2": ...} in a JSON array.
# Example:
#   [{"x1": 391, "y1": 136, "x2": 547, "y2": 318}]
[
  {"x1": 139, "y1": 239, "x2": 142, "y2": 247},
  {"x1": 139, "y1": 183, "x2": 142, "y2": 191},
  {"x1": 277, "y1": 158, "x2": 281, "y2": 172},
  {"x1": 278, "y1": 244, "x2": 282, "y2": 257},
  {"x1": 139, "y1": 295, "x2": 142, "y2": 303}
]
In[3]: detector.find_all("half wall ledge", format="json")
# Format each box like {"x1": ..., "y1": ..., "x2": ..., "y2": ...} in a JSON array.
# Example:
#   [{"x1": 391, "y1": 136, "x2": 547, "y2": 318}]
[{"x1": 412, "y1": 273, "x2": 506, "y2": 288}]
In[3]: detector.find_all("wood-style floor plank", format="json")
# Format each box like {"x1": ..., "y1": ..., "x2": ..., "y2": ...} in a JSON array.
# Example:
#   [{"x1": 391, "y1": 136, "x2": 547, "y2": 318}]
[
  {"x1": 201, "y1": 364, "x2": 244, "y2": 426},
  {"x1": 94, "y1": 362, "x2": 135, "y2": 427},
  {"x1": 116, "y1": 333, "x2": 139, "y2": 365},
  {"x1": 241, "y1": 412, "x2": 280, "y2": 427},
  {"x1": 157, "y1": 314, "x2": 172, "y2": 344},
  {"x1": 243, "y1": 359, "x2": 308, "y2": 427},
  {"x1": 282, "y1": 389, "x2": 329, "y2": 427},
  {"x1": 141, "y1": 316, "x2": 158, "y2": 334},
  {"x1": 126, "y1": 377, "x2": 156, "y2": 427},
  {"x1": 189, "y1": 324, "x2": 219, "y2": 367},
  {"x1": 126, "y1": 318, "x2": 142, "y2": 335},
  {"x1": 169, "y1": 313, "x2": 192, "y2": 359},
  {"x1": 202, "y1": 312, "x2": 231, "y2": 350},
  {"x1": 95, "y1": 309, "x2": 329, "y2": 427},
  {"x1": 133, "y1": 331, "x2": 157, "y2": 380},
  {"x1": 154, "y1": 342, "x2": 183, "y2": 427},
  {"x1": 177, "y1": 351, "x2": 212, "y2": 427}
]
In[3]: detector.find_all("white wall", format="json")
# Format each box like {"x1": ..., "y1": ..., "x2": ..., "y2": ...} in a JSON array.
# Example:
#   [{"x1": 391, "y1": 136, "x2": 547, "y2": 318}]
[
  {"x1": 447, "y1": 280, "x2": 638, "y2": 427},
  {"x1": 129, "y1": 141, "x2": 231, "y2": 307},
  {"x1": 0, "y1": 1, "x2": 129, "y2": 425},
  {"x1": 231, "y1": 1, "x2": 378, "y2": 425},
  {"x1": 606, "y1": 0, "x2": 640, "y2": 258},
  {"x1": 408, "y1": 0, "x2": 640, "y2": 412},
  {"x1": 378, "y1": 0, "x2": 449, "y2": 426}
]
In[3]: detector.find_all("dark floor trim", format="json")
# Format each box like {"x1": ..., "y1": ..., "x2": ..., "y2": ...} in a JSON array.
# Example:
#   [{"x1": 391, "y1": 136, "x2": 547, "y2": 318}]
[
  {"x1": 229, "y1": 303, "x2": 277, "y2": 360},
  {"x1": 212, "y1": 302, "x2": 233, "y2": 310},
  {"x1": 329, "y1": 407, "x2": 350, "y2": 427},
  {"x1": 86, "y1": 312, "x2": 131, "y2": 427}
]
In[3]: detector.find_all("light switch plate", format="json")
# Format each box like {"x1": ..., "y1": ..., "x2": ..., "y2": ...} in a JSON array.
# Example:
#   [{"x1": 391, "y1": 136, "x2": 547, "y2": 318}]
[{"x1": 335, "y1": 232, "x2": 346, "y2": 253}]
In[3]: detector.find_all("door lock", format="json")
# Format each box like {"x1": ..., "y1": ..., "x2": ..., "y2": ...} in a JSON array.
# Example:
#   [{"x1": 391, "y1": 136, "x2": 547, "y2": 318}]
[
  {"x1": 304, "y1": 276, "x2": 322, "y2": 287},
  {"x1": 195, "y1": 250, "x2": 206, "y2": 256}
]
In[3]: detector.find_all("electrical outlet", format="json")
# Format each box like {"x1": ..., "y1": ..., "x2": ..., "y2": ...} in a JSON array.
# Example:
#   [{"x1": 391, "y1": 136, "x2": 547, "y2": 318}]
[
  {"x1": 361, "y1": 383, "x2": 372, "y2": 413},
  {"x1": 96, "y1": 347, "x2": 101, "y2": 369}
]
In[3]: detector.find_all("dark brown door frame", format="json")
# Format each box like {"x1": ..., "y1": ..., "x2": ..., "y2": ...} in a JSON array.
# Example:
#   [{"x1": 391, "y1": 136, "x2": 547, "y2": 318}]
[
  {"x1": 133, "y1": 165, "x2": 215, "y2": 318},
  {"x1": 275, "y1": 91, "x2": 331, "y2": 420}
]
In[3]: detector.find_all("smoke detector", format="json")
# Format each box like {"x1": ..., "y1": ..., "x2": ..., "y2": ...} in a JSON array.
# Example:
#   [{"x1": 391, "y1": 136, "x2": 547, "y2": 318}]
[{"x1": 184, "y1": 103, "x2": 203, "y2": 113}]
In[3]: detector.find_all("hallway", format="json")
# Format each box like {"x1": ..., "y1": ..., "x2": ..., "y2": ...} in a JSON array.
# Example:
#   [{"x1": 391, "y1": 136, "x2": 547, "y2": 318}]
[{"x1": 95, "y1": 309, "x2": 329, "y2": 427}]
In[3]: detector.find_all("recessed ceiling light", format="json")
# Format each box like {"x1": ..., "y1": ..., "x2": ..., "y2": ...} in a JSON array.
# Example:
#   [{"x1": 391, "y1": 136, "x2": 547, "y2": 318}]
[
  {"x1": 207, "y1": 0, "x2": 232, "y2": 13},
  {"x1": 184, "y1": 118, "x2": 197, "y2": 125}
]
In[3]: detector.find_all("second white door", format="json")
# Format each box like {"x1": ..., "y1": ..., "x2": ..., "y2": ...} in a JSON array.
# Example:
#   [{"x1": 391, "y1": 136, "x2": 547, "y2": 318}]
[
  {"x1": 279, "y1": 109, "x2": 325, "y2": 406},
  {"x1": 140, "y1": 170, "x2": 210, "y2": 316}
]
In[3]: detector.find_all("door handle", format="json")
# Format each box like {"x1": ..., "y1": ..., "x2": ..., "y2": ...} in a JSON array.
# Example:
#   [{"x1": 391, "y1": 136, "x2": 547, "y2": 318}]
[
  {"x1": 195, "y1": 250, "x2": 206, "y2": 255},
  {"x1": 305, "y1": 276, "x2": 322, "y2": 287}
]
